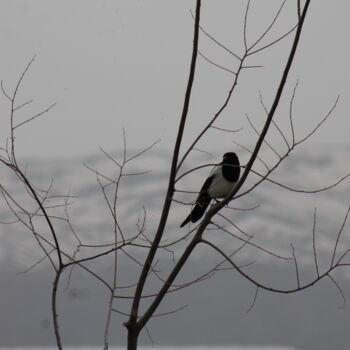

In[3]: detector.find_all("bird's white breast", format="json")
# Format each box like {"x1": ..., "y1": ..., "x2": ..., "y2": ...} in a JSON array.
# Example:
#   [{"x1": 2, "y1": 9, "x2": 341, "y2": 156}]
[{"x1": 207, "y1": 166, "x2": 236, "y2": 198}]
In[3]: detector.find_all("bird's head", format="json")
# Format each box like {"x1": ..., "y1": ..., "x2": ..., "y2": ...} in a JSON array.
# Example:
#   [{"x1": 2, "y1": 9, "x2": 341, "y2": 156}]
[{"x1": 223, "y1": 152, "x2": 239, "y2": 165}]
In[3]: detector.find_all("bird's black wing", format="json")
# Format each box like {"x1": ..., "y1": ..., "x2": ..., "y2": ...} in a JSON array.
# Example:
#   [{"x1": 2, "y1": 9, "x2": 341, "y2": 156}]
[{"x1": 180, "y1": 174, "x2": 214, "y2": 227}]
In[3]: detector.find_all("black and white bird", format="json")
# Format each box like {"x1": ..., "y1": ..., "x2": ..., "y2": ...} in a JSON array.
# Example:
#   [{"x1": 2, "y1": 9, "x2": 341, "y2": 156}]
[{"x1": 180, "y1": 152, "x2": 240, "y2": 227}]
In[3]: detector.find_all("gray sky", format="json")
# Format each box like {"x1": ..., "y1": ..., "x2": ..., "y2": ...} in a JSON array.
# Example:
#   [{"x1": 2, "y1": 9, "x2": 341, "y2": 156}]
[
  {"x1": 1, "y1": 2, "x2": 350, "y2": 347},
  {"x1": 0, "y1": 0, "x2": 349, "y2": 159}
]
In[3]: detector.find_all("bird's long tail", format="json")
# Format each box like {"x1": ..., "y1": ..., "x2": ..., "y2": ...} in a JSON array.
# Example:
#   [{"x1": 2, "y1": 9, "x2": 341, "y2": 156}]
[{"x1": 180, "y1": 193, "x2": 211, "y2": 227}]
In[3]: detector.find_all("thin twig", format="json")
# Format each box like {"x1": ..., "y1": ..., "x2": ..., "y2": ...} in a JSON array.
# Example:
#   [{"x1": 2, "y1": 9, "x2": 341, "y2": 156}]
[
  {"x1": 14, "y1": 103, "x2": 56, "y2": 129},
  {"x1": 291, "y1": 243, "x2": 300, "y2": 288},
  {"x1": 312, "y1": 208, "x2": 319, "y2": 278}
]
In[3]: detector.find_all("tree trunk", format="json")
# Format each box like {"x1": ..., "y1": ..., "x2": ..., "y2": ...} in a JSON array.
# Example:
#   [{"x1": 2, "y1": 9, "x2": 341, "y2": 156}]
[{"x1": 127, "y1": 327, "x2": 139, "y2": 350}]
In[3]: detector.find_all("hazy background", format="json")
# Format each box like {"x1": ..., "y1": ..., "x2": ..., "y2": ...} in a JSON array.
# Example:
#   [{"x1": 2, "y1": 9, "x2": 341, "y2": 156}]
[
  {"x1": 1, "y1": 148, "x2": 350, "y2": 350},
  {"x1": 0, "y1": 1, "x2": 350, "y2": 349}
]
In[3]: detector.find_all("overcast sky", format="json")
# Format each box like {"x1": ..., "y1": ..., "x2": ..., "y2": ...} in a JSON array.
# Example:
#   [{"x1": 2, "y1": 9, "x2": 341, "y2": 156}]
[
  {"x1": 1, "y1": 2, "x2": 350, "y2": 348},
  {"x1": 0, "y1": 0, "x2": 349, "y2": 160}
]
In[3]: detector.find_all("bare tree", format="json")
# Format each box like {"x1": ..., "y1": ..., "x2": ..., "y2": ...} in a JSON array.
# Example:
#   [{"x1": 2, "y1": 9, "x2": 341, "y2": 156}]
[{"x1": 1, "y1": 1, "x2": 349, "y2": 350}]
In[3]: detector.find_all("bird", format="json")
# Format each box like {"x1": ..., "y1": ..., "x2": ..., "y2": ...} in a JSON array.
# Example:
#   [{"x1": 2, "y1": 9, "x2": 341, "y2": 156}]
[{"x1": 180, "y1": 152, "x2": 240, "y2": 227}]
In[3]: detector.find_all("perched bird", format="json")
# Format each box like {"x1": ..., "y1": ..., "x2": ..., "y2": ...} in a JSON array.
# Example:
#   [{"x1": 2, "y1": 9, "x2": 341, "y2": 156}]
[{"x1": 180, "y1": 152, "x2": 240, "y2": 228}]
